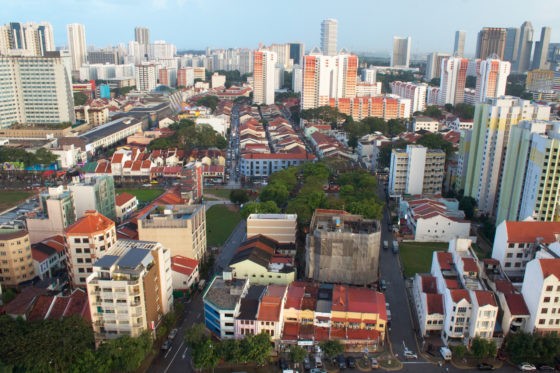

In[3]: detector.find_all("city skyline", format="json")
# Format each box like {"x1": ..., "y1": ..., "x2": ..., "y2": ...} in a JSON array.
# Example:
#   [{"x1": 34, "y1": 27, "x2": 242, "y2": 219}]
[{"x1": 2, "y1": 0, "x2": 559, "y2": 56}]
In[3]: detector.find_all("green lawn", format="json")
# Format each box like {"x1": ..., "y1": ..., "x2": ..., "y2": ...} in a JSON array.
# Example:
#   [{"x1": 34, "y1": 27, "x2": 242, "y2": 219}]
[
  {"x1": 0, "y1": 191, "x2": 33, "y2": 212},
  {"x1": 116, "y1": 188, "x2": 164, "y2": 204},
  {"x1": 206, "y1": 204, "x2": 242, "y2": 247},
  {"x1": 399, "y1": 241, "x2": 449, "y2": 277},
  {"x1": 204, "y1": 188, "x2": 232, "y2": 200}
]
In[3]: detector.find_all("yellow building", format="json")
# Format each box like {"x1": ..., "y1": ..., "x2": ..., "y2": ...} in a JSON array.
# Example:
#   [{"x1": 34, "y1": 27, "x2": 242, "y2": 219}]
[{"x1": 0, "y1": 229, "x2": 35, "y2": 287}]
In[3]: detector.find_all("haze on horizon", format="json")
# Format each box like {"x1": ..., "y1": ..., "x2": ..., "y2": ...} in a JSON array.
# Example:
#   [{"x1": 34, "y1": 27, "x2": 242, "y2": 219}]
[{"x1": 2, "y1": 0, "x2": 559, "y2": 57}]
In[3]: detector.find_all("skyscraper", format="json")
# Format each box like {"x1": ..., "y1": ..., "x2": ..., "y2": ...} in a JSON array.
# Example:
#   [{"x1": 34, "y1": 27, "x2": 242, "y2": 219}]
[
  {"x1": 289, "y1": 42, "x2": 304, "y2": 66},
  {"x1": 135, "y1": 63, "x2": 158, "y2": 92},
  {"x1": 461, "y1": 97, "x2": 550, "y2": 216},
  {"x1": 504, "y1": 27, "x2": 520, "y2": 62},
  {"x1": 475, "y1": 58, "x2": 511, "y2": 103},
  {"x1": 532, "y1": 27, "x2": 551, "y2": 70},
  {"x1": 392, "y1": 36, "x2": 411, "y2": 68},
  {"x1": 0, "y1": 22, "x2": 54, "y2": 56},
  {"x1": 515, "y1": 21, "x2": 533, "y2": 73},
  {"x1": 425, "y1": 52, "x2": 451, "y2": 81},
  {"x1": 454, "y1": 31, "x2": 466, "y2": 57},
  {"x1": 0, "y1": 53, "x2": 75, "y2": 127},
  {"x1": 67, "y1": 23, "x2": 87, "y2": 71},
  {"x1": 438, "y1": 57, "x2": 469, "y2": 106},
  {"x1": 134, "y1": 26, "x2": 150, "y2": 46},
  {"x1": 253, "y1": 50, "x2": 277, "y2": 105},
  {"x1": 321, "y1": 19, "x2": 338, "y2": 56},
  {"x1": 476, "y1": 28, "x2": 507, "y2": 60}
]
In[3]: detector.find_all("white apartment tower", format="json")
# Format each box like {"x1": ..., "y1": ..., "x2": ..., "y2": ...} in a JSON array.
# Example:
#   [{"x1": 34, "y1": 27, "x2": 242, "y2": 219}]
[
  {"x1": 391, "y1": 37, "x2": 411, "y2": 68},
  {"x1": 253, "y1": 50, "x2": 277, "y2": 105},
  {"x1": 321, "y1": 19, "x2": 338, "y2": 56},
  {"x1": 0, "y1": 54, "x2": 75, "y2": 128},
  {"x1": 475, "y1": 58, "x2": 511, "y2": 103},
  {"x1": 390, "y1": 81, "x2": 427, "y2": 113},
  {"x1": 438, "y1": 57, "x2": 469, "y2": 105},
  {"x1": 135, "y1": 63, "x2": 158, "y2": 92},
  {"x1": 67, "y1": 23, "x2": 87, "y2": 71},
  {"x1": 454, "y1": 31, "x2": 466, "y2": 57}
]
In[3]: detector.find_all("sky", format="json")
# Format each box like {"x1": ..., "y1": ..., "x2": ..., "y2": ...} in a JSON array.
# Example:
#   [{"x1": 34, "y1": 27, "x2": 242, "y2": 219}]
[{"x1": 2, "y1": 0, "x2": 560, "y2": 56}]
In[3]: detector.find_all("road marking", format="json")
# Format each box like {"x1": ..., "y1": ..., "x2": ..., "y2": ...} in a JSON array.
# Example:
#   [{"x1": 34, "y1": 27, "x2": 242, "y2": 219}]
[
  {"x1": 164, "y1": 340, "x2": 185, "y2": 373},
  {"x1": 182, "y1": 347, "x2": 189, "y2": 359},
  {"x1": 164, "y1": 346, "x2": 173, "y2": 359}
]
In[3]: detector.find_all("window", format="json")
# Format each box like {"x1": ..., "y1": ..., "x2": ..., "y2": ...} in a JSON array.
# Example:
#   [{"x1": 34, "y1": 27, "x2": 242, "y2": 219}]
[
  {"x1": 544, "y1": 297, "x2": 551, "y2": 303},
  {"x1": 541, "y1": 308, "x2": 548, "y2": 314},
  {"x1": 74, "y1": 238, "x2": 81, "y2": 243},
  {"x1": 546, "y1": 286, "x2": 553, "y2": 291}
]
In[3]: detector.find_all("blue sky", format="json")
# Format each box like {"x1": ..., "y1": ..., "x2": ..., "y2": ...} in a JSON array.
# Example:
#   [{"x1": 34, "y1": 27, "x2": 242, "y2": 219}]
[{"x1": 2, "y1": 0, "x2": 559, "y2": 56}]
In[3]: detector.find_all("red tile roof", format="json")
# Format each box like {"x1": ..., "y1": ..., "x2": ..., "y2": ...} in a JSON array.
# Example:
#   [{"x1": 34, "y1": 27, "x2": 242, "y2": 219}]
[
  {"x1": 65, "y1": 210, "x2": 114, "y2": 235},
  {"x1": 241, "y1": 152, "x2": 315, "y2": 160},
  {"x1": 284, "y1": 284, "x2": 304, "y2": 309},
  {"x1": 115, "y1": 192, "x2": 136, "y2": 206},
  {"x1": 504, "y1": 293, "x2": 530, "y2": 316},
  {"x1": 257, "y1": 295, "x2": 282, "y2": 321},
  {"x1": 426, "y1": 293, "x2": 444, "y2": 314},
  {"x1": 282, "y1": 322, "x2": 299, "y2": 340},
  {"x1": 420, "y1": 275, "x2": 438, "y2": 293},
  {"x1": 449, "y1": 289, "x2": 471, "y2": 303},
  {"x1": 27, "y1": 295, "x2": 54, "y2": 321},
  {"x1": 111, "y1": 153, "x2": 124, "y2": 163},
  {"x1": 1, "y1": 287, "x2": 47, "y2": 317},
  {"x1": 462, "y1": 258, "x2": 479, "y2": 273},
  {"x1": 539, "y1": 259, "x2": 560, "y2": 279},
  {"x1": 171, "y1": 255, "x2": 199, "y2": 276},
  {"x1": 437, "y1": 252, "x2": 454, "y2": 271},
  {"x1": 445, "y1": 279, "x2": 461, "y2": 289},
  {"x1": 473, "y1": 290, "x2": 497, "y2": 307},
  {"x1": 505, "y1": 221, "x2": 560, "y2": 243},
  {"x1": 495, "y1": 279, "x2": 516, "y2": 294}
]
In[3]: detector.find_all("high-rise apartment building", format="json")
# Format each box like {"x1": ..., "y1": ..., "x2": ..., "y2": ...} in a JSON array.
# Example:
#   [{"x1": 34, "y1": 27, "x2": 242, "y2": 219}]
[
  {"x1": 289, "y1": 43, "x2": 304, "y2": 66},
  {"x1": 321, "y1": 19, "x2": 338, "y2": 56},
  {"x1": 497, "y1": 121, "x2": 560, "y2": 224},
  {"x1": 0, "y1": 229, "x2": 34, "y2": 287},
  {"x1": 68, "y1": 175, "x2": 116, "y2": 221},
  {"x1": 0, "y1": 22, "x2": 54, "y2": 56},
  {"x1": 461, "y1": 97, "x2": 550, "y2": 216},
  {"x1": 0, "y1": 54, "x2": 75, "y2": 128},
  {"x1": 504, "y1": 27, "x2": 520, "y2": 62},
  {"x1": 67, "y1": 23, "x2": 87, "y2": 71},
  {"x1": 134, "y1": 26, "x2": 150, "y2": 46},
  {"x1": 532, "y1": 27, "x2": 551, "y2": 70},
  {"x1": 86, "y1": 239, "x2": 173, "y2": 342},
  {"x1": 305, "y1": 209, "x2": 381, "y2": 285},
  {"x1": 454, "y1": 31, "x2": 466, "y2": 57},
  {"x1": 476, "y1": 28, "x2": 507, "y2": 60},
  {"x1": 137, "y1": 204, "x2": 207, "y2": 261},
  {"x1": 388, "y1": 144, "x2": 445, "y2": 196},
  {"x1": 425, "y1": 52, "x2": 450, "y2": 81},
  {"x1": 301, "y1": 52, "x2": 358, "y2": 110},
  {"x1": 253, "y1": 50, "x2": 277, "y2": 105},
  {"x1": 268, "y1": 43, "x2": 290, "y2": 69},
  {"x1": 177, "y1": 67, "x2": 194, "y2": 87},
  {"x1": 474, "y1": 58, "x2": 511, "y2": 103},
  {"x1": 438, "y1": 57, "x2": 469, "y2": 106},
  {"x1": 390, "y1": 81, "x2": 427, "y2": 113},
  {"x1": 392, "y1": 36, "x2": 411, "y2": 68},
  {"x1": 135, "y1": 63, "x2": 157, "y2": 92},
  {"x1": 515, "y1": 21, "x2": 533, "y2": 73}
]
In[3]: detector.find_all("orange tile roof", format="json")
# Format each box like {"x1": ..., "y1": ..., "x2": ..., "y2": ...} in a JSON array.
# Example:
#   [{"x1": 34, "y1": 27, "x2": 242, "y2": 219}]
[
  {"x1": 437, "y1": 252, "x2": 453, "y2": 271},
  {"x1": 473, "y1": 290, "x2": 497, "y2": 307},
  {"x1": 495, "y1": 279, "x2": 516, "y2": 294},
  {"x1": 284, "y1": 284, "x2": 304, "y2": 309},
  {"x1": 449, "y1": 289, "x2": 471, "y2": 303},
  {"x1": 539, "y1": 258, "x2": 560, "y2": 279},
  {"x1": 65, "y1": 210, "x2": 114, "y2": 235},
  {"x1": 257, "y1": 296, "x2": 281, "y2": 321},
  {"x1": 505, "y1": 221, "x2": 560, "y2": 243},
  {"x1": 462, "y1": 258, "x2": 479, "y2": 273},
  {"x1": 115, "y1": 192, "x2": 136, "y2": 206},
  {"x1": 282, "y1": 322, "x2": 300, "y2": 340},
  {"x1": 171, "y1": 255, "x2": 199, "y2": 276},
  {"x1": 504, "y1": 293, "x2": 530, "y2": 316},
  {"x1": 426, "y1": 293, "x2": 444, "y2": 314},
  {"x1": 420, "y1": 275, "x2": 438, "y2": 293}
]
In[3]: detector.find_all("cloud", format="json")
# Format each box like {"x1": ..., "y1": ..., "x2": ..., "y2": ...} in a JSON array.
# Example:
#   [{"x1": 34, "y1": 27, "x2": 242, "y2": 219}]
[{"x1": 152, "y1": 0, "x2": 168, "y2": 9}]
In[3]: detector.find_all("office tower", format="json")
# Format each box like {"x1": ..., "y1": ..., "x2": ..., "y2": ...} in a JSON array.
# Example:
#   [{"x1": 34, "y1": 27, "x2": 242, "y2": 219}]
[
  {"x1": 532, "y1": 27, "x2": 552, "y2": 70},
  {"x1": 0, "y1": 22, "x2": 54, "y2": 56},
  {"x1": 135, "y1": 63, "x2": 157, "y2": 92},
  {"x1": 504, "y1": 27, "x2": 520, "y2": 62},
  {"x1": 87, "y1": 49, "x2": 119, "y2": 64},
  {"x1": 454, "y1": 31, "x2": 466, "y2": 57},
  {"x1": 474, "y1": 58, "x2": 511, "y2": 103},
  {"x1": 392, "y1": 36, "x2": 411, "y2": 67},
  {"x1": 388, "y1": 144, "x2": 445, "y2": 196},
  {"x1": 0, "y1": 229, "x2": 34, "y2": 287},
  {"x1": 438, "y1": 57, "x2": 469, "y2": 105},
  {"x1": 65, "y1": 210, "x2": 116, "y2": 287},
  {"x1": 515, "y1": 21, "x2": 533, "y2": 73},
  {"x1": 305, "y1": 209, "x2": 381, "y2": 285},
  {"x1": 9, "y1": 22, "x2": 25, "y2": 49},
  {"x1": 497, "y1": 121, "x2": 560, "y2": 224},
  {"x1": 476, "y1": 27, "x2": 507, "y2": 60},
  {"x1": 321, "y1": 19, "x2": 338, "y2": 56},
  {"x1": 361, "y1": 68, "x2": 376, "y2": 84},
  {"x1": 67, "y1": 23, "x2": 87, "y2": 71},
  {"x1": 461, "y1": 97, "x2": 550, "y2": 216},
  {"x1": 0, "y1": 54, "x2": 75, "y2": 128},
  {"x1": 301, "y1": 52, "x2": 358, "y2": 109},
  {"x1": 390, "y1": 81, "x2": 428, "y2": 113},
  {"x1": 425, "y1": 52, "x2": 450, "y2": 81},
  {"x1": 134, "y1": 26, "x2": 150, "y2": 46},
  {"x1": 253, "y1": 50, "x2": 277, "y2": 105},
  {"x1": 86, "y1": 239, "x2": 173, "y2": 342},
  {"x1": 289, "y1": 42, "x2": 304, "y2": 66}
]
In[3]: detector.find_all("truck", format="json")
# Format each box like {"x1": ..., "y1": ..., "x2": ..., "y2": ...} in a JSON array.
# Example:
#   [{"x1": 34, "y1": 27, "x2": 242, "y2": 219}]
[
  {"x1": 198, "y1": 279, "x2": 206, "y2": 291},
  {"x1": 392, "y1": 240, "x2": 399, "y2": 254},
  {"x1": 383, "y1": 240, "x2": 389, "y2": 250}
]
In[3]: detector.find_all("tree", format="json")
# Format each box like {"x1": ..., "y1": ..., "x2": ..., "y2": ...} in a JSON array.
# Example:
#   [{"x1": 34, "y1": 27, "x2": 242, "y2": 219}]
[
  {"x1": 245, "y1": 332, "x2": 273, "y2": 366},
  {"x1": 195, "y1": 95, "x2": 220, "y2": 111},
  {"x1": 185, "y1": 323, "x2": 209, "y2": 348},
  {"x1": 192, "y1": 339, "x2": 219, "y2": 370},
  {"x1": 387, "y1": 119, "x2": 407, "y2": 137},
  {"x1": 424, "y1": 106, "x2": 443, "y2": 119},
  {"x1": 230, "y1": 189, "x2": 249, "y2": 204},
  {"x1": 240, "y1": 201, "x2": 280, "y2": 219},
  {"x1": 218, "y1": 339, "x2": 242, "y2": 364},
  {"x1": 73, "y1": 92, "x2": 88, "y2": 106},
  {"x1": 259, "y1": 183, "x2": 290, "y2": 207},
  {"x1": 429, "y1": 78, "x2": 441, "y2": 87},
  {"x1": 459, "y1": 196, "x2": 477, "y2": 219},
  {"x1": 454, "y1": 103, "x2": 475, "y2": 120},
  {"x1": 319, "y1": 340, "x2": 344, "y2": 358},
  {"x1": 466, "y1": 75, "x2": 477, "y2": 89},
  {"x1": 444, "y1": 103, "x2": 454, "y2": 112},
  {"x1": 290, "y1": 345, "x2": 307, "y2": 364},
  {"x1": 416, "y1": 133, "x2": 453, "y2": 158},
  {"x1": 451, "y1": 344, "x2": 467, "y2": 359}
]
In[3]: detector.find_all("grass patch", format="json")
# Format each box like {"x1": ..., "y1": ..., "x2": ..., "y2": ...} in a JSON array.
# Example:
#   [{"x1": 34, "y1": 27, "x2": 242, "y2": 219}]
[
  {"x1": 399, "y1": 241, "x2": 449, "y2": 277},
  {"x1": 206, "y1": 204, "x2": 241, "y2": 247},
  {"x1": 116, "y1": 188, "x2": 164, "y2": 203},
  {"x1": 204, "y1": 188, "x2": 232, "y2": 200},
  {"x1": 0, "y1": 191, "x2": 33, "y2": 211}
]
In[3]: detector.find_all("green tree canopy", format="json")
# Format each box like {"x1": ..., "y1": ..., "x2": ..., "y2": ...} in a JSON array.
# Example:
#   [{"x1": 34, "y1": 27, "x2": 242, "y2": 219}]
[
  {"x1": 416, "y1": 132, "x2": 453, "y2": 158},
  {"x1": 195, "y1": 95, "x2": 220, "y2": 111},
  {"x1": 148, "y1": 119, "x2": 227, "y2": 151},
  {"x1": 290, "y1": 345, "x2": 307, "y2": 363},
  {"x1": 230, "y1": 189, "x2": 249, "y2": 204},
  {"x1": 240, "y1": 201, "x2": 280, "y2": 219},
  {"x1": 423, "y1": 106, "x2": 443, "y2": 119},
  {"x1": 73, "y1": 92, "x2": 89, "y2": 106},
  {"x1": 320, "y1": 340, "x2": 344, "y2": 358}
]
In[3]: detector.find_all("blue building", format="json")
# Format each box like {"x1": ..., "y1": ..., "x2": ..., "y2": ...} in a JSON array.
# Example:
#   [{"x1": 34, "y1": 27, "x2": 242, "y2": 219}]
[{"x1": 99, "y1": 84, "x2": 111, "y2": 99}]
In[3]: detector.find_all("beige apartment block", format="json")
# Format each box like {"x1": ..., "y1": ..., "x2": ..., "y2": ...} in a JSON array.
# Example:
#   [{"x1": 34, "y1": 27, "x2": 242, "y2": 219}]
[
  {"x1": 0, "y1": 229, "x2": 35, "y2": 287},
  {"x1": 246, "y1": 214, "x2": 297, "y2": 244}
]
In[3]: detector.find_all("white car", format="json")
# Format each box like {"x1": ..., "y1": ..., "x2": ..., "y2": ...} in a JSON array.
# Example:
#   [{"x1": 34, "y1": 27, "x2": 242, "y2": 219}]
[
  {"x1": 518, "y1": 363, "x2": 536, "y2": 371},
  {"x1": 403, "y1": 350, "x2": 417, "y2": 359}
]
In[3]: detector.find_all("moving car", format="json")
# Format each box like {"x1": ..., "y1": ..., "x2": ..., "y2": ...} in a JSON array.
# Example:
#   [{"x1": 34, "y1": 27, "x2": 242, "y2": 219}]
[
  {"x1": 404, "y1": 350, "x2": 418, "y2": 359},
  {"x1": 336, "y1": 355, "x2": 346, "y2": 369},
  {"x1": 379, "y1": 279, "x2": 387, "y2": 292},
  {"x1": 347, "y1": 356, "x2": 356, "y2": 368},
  {"x1": 370, "y1": 357, "x2": 380, "y2": 369},
  {"x1": 518, "y1": 363, "x2": 537, "y2": 371},
  {"x1": 536, "y1": 365, "x2": 555, "y2": 372},
  {"x1": 477, "y1": 362, "x2": 495, "y2": 370},
  {"x1": 161, "y1": 339, "x2": 172, "y2": 351},
  {"x1": 303, "y1": 356, "x2": 311, "y2": 370},
  {"x1": 168, "y1": 328, "x2": 178, "y2": 340}
]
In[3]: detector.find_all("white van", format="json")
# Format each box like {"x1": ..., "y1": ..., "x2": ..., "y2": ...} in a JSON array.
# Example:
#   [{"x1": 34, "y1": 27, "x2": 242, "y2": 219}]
[
  {"x1": 315, "y1": 355, "x2": 323, "y2": 368},
  {"x1": 440, "y1": 347, "x2": 452, "y2": 361}
]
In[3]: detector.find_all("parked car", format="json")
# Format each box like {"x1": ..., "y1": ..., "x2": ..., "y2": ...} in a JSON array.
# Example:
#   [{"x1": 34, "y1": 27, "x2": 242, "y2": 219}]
[
  {"x1": 347, "y1": 356, "x2": 356, "y2": 368},
  {"x1": 303, "y1": 356, "x2": 311, "y2": 370},
  {"x1": 336, "y1": 354, "x2": 347, "y2": 369},
  {"x1": 161, "y1": 339, "x2": 172, "y2": 351},
  {"x1": 370, "y1": 357, "x2": 379, "y2": 369},
  {"x1": 279, "y1": 358, "x2": 289, "y2": 370},
  {"x1": 536, "y1": 365, "x2": 555, "y2": 372},
  {"x1": 310, "y1": 369, "x2": 326, "y2": 373},
  {"x1": 168, "y1": 328, "x2": 178, "y2": 340},
  {"x1": 477, "y1": 363, "x2": 495, "y2": 370},
  {"x1": 379, "y1": 279, "x2": 387, "y2": 292},
  {"x1": 404, "y1": 350, "x2": 418, "y2": 359},
  {"x1": 518, "y1": 363, "x2": 537, "y2": 371}
]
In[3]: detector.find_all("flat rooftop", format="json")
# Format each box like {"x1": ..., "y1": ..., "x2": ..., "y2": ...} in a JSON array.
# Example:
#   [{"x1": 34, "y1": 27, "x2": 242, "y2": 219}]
[
  {"x1": 248, "y1": 214, "x2": 297, "y2": 221},
  {"x1": 204, "y1": 277, "x2": 247, "y2": 310}
]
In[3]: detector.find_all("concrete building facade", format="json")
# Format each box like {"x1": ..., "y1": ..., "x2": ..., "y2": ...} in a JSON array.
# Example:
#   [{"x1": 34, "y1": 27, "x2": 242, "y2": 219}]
[
  {"x1": 246, "y1": 214, "x2": 297, "y2": 244},
  {"x1": 0, "y1": 229, "x2": 34, "y2": 287}
]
